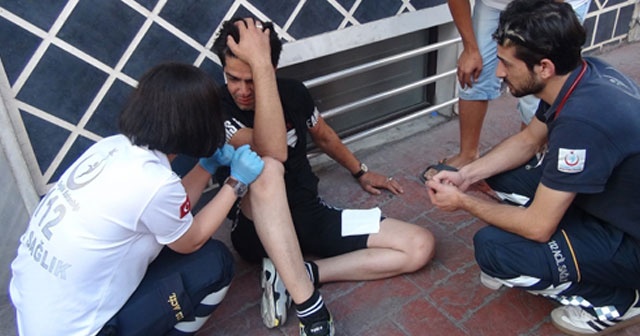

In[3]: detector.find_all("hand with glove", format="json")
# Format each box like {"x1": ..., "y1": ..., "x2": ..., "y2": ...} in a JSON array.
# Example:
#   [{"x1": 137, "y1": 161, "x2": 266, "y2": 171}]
[
  {"x1": 230, "y1": 144, "x2": 264, "y2": 185},
  {"x1": 199, "y1": 144, "x2": 235, "y2": 175}
]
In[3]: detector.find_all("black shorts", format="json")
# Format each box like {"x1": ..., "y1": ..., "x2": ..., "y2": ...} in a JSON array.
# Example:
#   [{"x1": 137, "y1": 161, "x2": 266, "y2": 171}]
[{"x1": 230, "y1": 196, "x2": 369, "y2": 263}]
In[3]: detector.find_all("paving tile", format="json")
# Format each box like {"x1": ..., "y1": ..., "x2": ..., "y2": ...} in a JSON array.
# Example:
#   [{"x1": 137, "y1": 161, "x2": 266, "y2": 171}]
[
  {"x1": 463, "y1": 289, "x2": 554, "y2": 335},
  {"x1": 392, "y1": 298, "x2": 468, "y2": 336},
  {"x1": 358, "y1": 317, "x2": 411, "y2": 336},
  {"x1": 427, "y1": 221, "x2": 477, "y2": 273},
  {"x1": 453, "y1": 218, "x2": 488, "y2": 246},
  {"x1": 428, "y1": 267, "x2": 501, "y2": 321},
  {"x1": 208, "y1": 265, "x2": 261, "y2": 321},
  {"x1": 379, "y1": 192, "x2": 434, "y2": 225},
  {"x1": 407, "y1": 259, "x2": 454, "y2": 293},
  {"x1": 328, "y1": 278, "x2": 422, "y2": 335}
]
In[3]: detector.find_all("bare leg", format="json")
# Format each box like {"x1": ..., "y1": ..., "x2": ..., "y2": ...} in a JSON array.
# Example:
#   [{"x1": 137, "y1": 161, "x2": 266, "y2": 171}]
[
  {"x1": 244, "y1": 158, "x2": 314, "y2": 304},
  {"x1": 314, "y1": 218, "x2": 435, "y2": 283},
  {"x1": 423, "y1": 98, "x2": 487, "y2": 180},
  {"x1": 455, "y1": 99, "x2": 487, "y2": 165}
]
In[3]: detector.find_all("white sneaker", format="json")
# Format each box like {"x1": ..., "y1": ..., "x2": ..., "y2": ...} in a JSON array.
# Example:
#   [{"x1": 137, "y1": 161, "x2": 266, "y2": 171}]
[
  {"x1": 551, "y1": 292, "x2": 640, "y2": 335},
  {"x1": 479, "y1": 271, "x2": 503, "y2": 290},
  {"x1": 261, "y1": 258, "x2": 291, "y2": 328}
]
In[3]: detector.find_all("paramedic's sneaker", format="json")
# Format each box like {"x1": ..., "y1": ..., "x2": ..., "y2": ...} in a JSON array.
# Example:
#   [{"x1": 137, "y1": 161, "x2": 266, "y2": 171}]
[
  {"x1": 261, "y1": 258, "x2": 291, "y2": 328},
  {"x1": 479, "y1": 271, "x2": 503, "y2": 290},
  {"x1": 299, "y1": 314, "x2": 335, "y2": 336},
  {"x1": 551, "y1": 298, "x2": 640, "y2": 335}
]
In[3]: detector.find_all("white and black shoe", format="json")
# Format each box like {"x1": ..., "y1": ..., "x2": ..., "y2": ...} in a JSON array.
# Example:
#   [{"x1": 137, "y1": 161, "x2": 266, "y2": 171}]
[
  {"x1": 551, "y1": 291, "x2": 640, "y2": 335},
  {"x1": 299, "y1": 314, "x2": 335, "y2": 336},
  {"x1": 261, "y1": 258, "x2": 291, "y2": 328}
]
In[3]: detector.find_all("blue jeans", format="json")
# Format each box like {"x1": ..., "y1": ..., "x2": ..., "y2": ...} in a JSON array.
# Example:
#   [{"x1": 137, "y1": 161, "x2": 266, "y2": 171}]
[{"x1": 457, "y1": 0, "x2": 503, "y2": 101}]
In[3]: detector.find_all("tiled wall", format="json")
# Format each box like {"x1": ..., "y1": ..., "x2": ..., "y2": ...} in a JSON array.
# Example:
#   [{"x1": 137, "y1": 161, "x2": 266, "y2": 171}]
[
  {"x1": 0, "y1": 0, "x2": 447, "y2": 196},
  {"x1": 582, "y1": 0, "x2": 638, "y2": 52},
  {"x1": 0, "y1": 0, "x2": 636, "y2": 197}
]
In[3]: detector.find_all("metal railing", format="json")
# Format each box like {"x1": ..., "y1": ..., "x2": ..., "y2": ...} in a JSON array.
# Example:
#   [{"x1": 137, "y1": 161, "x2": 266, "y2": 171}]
[{"x1": 306, "y1": 36, "x2": 461, "y2": 150}]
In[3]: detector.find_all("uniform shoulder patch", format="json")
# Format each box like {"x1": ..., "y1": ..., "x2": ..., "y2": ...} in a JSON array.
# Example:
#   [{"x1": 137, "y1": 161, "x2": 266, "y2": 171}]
[
  {"x1": 180, "y1": 196, "x2": 191, "y2": 218},
  {"x1": 557, "y1": 148, "x2": 586, "y2": 173}
]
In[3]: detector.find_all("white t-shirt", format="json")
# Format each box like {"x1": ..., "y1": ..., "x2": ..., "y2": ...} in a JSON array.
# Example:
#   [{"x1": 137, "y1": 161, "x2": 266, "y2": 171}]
[
  {"x1": 10, "y1": 134, "x2": 193, "y2": 336},
  {"x1": 481, "y1": 0, "x2": 590, "y2": 11}
]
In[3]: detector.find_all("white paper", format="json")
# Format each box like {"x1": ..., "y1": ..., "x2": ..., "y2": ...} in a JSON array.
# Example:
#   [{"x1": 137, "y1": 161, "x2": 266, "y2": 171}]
[
  {"x1": 494, "y1": 191, "x2": 530, "y2": 206},
  {"x1": 341, "y1": 207, "x2": 381, "y2": 236}
]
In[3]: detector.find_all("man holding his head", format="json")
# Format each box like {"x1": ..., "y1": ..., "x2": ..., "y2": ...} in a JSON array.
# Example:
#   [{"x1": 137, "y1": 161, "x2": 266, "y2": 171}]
[{"x1": 212, "y1": 17, "x2": 435, "y2": 336}]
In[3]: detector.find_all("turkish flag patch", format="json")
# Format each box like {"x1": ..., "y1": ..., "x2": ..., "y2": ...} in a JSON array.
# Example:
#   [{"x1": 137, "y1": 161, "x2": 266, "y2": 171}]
[{"x1": 180, "y1": 196, "x2": 191, "y2": 218}]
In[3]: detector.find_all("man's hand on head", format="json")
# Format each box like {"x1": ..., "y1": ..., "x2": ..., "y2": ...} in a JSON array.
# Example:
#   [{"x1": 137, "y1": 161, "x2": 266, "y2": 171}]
[{"x1": 227, "y1": 18, "x2": 273, "y2": 69}]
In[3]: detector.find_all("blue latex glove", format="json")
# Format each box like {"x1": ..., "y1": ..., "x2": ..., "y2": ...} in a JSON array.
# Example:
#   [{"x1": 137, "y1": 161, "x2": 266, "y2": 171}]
[
  {"x1": 230, "y1": 144, "x2": 264, "y2": 185},
  {"x1": 198, "y1": 144, "x2": 235, "y2": 174}
]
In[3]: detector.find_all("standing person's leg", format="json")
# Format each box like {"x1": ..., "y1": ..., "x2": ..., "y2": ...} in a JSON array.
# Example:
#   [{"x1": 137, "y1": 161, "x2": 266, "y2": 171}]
[
  {"x1": 423, "y1": 0, "x2": 502, "y2": 180},
  {"x1": 456, "y1": 99, "x2": 488, "y2": 164},
  {"x1": 98, "y1": 239, "x2": 234, "y2": 336}
]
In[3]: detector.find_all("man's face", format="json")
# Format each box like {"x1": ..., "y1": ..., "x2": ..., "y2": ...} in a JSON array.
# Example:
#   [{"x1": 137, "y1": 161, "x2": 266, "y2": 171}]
[
  {"x1": 496, "y1": 45, "x2": 544, "y2": 98},
  {"x1": 224, "y1": 56, "x2": 255, "y2": 111}
]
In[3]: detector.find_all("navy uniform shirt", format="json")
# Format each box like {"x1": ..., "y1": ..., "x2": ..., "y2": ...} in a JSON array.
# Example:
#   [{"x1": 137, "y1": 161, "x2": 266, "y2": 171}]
[{"x1": 536, "y1": 57, "x2": 640, "y2": 241}]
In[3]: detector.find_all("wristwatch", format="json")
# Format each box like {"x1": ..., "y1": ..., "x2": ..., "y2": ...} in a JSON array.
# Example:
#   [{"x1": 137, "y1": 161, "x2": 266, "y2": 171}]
[
  {"x1": 352, "y1": 162, "x2": 368, "y2": 179},
  {"x1": 224, "y1": 176, "x2": 248, "y2": 198}
]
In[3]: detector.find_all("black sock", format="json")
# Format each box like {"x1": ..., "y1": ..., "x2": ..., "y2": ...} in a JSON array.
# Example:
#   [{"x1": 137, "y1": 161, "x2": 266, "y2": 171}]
[
  {"x1": 304, "y1": 261, "x2": 320, "y2": 288},
  {"x1": 295, "y1": 289, "x2": 330, "y2": 326}
]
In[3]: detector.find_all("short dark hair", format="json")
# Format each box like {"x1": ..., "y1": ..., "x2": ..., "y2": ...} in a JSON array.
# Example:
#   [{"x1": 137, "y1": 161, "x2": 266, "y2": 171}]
[
  {"x1": 493, "y1": 0, "x2": 585, "y2": 75},
  {"x1": 212, "y1": 17, "x2": 282, "y2": 68},
  {"x1": 118, "y1": 62, "x2": 224, "y2": 157}
]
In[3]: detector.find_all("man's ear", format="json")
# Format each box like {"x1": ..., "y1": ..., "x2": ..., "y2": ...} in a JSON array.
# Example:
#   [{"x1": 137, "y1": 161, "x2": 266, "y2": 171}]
[{"x1": 537, "y1": 58, "x2": 556, "y2": 79}]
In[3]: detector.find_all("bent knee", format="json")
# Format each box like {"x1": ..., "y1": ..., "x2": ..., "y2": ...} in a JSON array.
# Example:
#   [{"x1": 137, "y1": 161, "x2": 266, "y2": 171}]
[
  {"x1": 473, "y1": 226, "x2": 511, "y2": 272},
  {"x1": 404, "y1": 227, "x2": 436, "y2": 272},
  {"x1": 249, "y1": 157, "x2": 284, "y2": 190},
  {"x1": 259, "y1": 157, "x2": 285, "y2": 178}
]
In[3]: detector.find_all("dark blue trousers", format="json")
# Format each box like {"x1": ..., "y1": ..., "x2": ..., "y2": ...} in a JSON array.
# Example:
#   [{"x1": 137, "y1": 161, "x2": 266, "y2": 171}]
[
  {"x1": 475, "y1": 158, "x2": 640, "y2": 319},
  {"x1": 98, "y1": 239, "x2": 234, "y2": 336}
]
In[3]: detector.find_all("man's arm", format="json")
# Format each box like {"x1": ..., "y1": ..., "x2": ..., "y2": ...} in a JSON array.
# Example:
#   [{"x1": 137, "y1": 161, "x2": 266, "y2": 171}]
[
  {"x1": 308, "y1": 115, "x2": 403, "y2": 195},
  {"x1": 451, "y1": 118, "x2": 549, "y2": 189},
  {"x1": 226, "y1": 19, "x2": 287, "y2": 161},
  {"x1": 170, "y1": 180, "x2": 239, "y2": 253},
  {"x1": 170, "y1": 145, "x2": 263, "y2": 253},
  {"x1": 447, "y1": 0, "x2": 483, "y2": 88},
  {"x1": 427, "y1": 119, "x2": 566, "y2": 241},
  {"x1": 429, "y1": 179, "x2": 575, "y2": 242},
  {"x1": 169, "y1": 164, "x2": 238, "y2": 253}
]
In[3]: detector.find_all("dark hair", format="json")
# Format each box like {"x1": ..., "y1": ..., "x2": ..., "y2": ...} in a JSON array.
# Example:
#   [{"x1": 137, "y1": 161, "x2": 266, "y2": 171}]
[
  {"x1": 212, "y1": 17, "x2": 282, "y2": 68},
  {"x1": 118, "y1": 62, "x2": 224, "y2": 157},
  {"x1": 492, "y1": 0, "x2": 585, "y2": 75}
]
